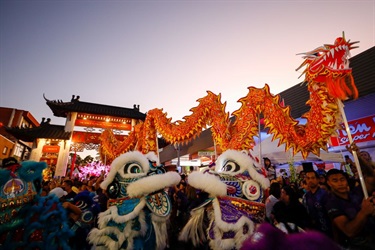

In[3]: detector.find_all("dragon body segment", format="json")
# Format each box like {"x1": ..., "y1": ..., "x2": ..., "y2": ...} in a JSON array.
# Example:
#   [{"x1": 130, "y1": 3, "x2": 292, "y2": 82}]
[{"x1": 99, "y1": 34, "x2": 358, "y2": 163}]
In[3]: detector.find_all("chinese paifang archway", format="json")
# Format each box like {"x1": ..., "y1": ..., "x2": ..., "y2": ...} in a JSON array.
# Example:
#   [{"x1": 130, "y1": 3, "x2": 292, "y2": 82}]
[{"x1": 100, "y1": 34, "x2": 358, "y2": 164}]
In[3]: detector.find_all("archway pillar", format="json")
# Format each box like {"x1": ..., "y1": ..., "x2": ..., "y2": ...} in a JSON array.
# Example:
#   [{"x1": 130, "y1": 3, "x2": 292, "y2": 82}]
[{"x1": 55, "y1": 139, "x2": 71, "y2": 177}]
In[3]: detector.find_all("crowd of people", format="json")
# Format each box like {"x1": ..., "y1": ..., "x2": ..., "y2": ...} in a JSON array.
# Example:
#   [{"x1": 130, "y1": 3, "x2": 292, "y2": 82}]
[
  {"x1": 263, "y1": 147, "x2": 375, "y2": 250},
  {"x1": 40, "y1": 173, "x2": 107, "y2": 249},
  {"x1": 37, "y1": 146, "x2": 374, "y2": 250}
]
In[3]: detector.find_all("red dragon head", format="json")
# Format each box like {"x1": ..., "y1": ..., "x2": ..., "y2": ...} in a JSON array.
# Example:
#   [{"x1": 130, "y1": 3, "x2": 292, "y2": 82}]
[{"x1": 296, "y1": 32, "x2": 359, "y2": 100}]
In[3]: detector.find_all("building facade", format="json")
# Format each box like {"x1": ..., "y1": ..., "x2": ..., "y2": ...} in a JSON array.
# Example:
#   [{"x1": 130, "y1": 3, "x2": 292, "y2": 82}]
[
  {"x1": 4, "y1": 96, "x2": 146, "y2": 177},
  {"x1": 0, "y1": 108, "x2": 40, "y2": 161}
]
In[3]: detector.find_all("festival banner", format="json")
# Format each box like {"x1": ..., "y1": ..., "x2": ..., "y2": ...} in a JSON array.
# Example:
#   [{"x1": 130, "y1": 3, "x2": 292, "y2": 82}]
[
  {"x1": 42, "y1": 145, "x2": 60, "y2": 153},
  {"x1": 330, "y1": 115, "x2": 375, "y2": 146}
]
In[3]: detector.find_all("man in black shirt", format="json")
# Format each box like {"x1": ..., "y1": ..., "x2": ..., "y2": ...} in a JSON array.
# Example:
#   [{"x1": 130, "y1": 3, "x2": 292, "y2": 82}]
[
  {"x1": 325, "y1": 169, "x2": 375, "y2": 249},
  {"x1": 61, "y1": 179, "x2": 77, "y2": 201},
  {"x1": 303, "y1": 170, "x2": 332, "y2": 237}
]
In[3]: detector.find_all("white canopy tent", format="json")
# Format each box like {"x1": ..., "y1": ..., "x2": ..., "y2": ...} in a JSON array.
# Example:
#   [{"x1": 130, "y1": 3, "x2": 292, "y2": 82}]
[{"x1": 250, "y1": 136, "x2": 345, "y2": 165}]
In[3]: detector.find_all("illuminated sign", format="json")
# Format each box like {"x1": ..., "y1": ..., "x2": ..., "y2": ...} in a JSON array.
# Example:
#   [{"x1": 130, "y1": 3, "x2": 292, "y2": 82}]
[
  {"x1": 75, "y1": 119, "x2": 132, "y2": 130},
  {"x1": 42, "y1": 145, "x2": 60, "y2": 153},
  {"x1": 330, "y1": 115, "x2": 375, "y2": 146}
]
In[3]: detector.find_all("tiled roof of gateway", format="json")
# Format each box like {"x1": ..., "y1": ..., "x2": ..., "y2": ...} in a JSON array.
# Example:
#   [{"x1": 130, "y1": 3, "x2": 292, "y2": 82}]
[
  {"x1": 44, "y1": 95, "x2": 146, "y2": 120},
  {"x1": 278, "y1": 46, "x2": 375, "y2": 119},
  {"x1": 5, "y1": 118, "x2": 71, "y2": 142}
]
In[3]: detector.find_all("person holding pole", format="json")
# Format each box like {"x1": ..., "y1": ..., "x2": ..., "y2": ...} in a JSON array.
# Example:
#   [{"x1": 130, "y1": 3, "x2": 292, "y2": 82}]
[{"x1": 325, "y1": 168, "x2": 375, "y2": 249}]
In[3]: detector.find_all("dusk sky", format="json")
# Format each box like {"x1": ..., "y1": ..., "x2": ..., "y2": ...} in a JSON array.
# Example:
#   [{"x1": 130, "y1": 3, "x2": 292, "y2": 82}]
[{"x1": 1, "y1": 0, "x2": 374, "y2": 126}]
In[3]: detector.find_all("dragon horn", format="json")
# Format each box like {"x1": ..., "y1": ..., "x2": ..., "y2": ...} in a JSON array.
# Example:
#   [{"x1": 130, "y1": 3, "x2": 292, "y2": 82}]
[{"x1": 349, "y1": 40, "x2": 360, "y2": 50}]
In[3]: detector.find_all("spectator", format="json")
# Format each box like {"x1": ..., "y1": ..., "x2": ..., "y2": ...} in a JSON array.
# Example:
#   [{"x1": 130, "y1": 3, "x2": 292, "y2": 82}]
[
  {"x1": 272, "y1": 185, "x2": 311, "y2": 233},
  {"x1": 296, "y1": 179, "x2": 308, "y2": 200},
  {"x1": 48, "y1": 180, "x2": 57, "y2": 190},
  {"x1": 289, "y1": 182, "x2": 300, "y2": 199},
  {"x1": 318, "y1": 173, "x2": 327, "y2": 185},
  {"x1": 264, "y1": 157, "x2": 276, "y2": 181},
  {"x1": 41, "y1": 181, "x2": 50, "y2": 197},
  {"x1": 275, "y1": 176, "x2": 286, "y2": 187},
  {"x1": 188, "y1": 189, "x2": 209, "y2": 211},
  {"x1": 298, "y1": 170, "x2": 306, "y2": 182},
  {"x1": 341, "y1": 155, "x2": 356, "y2": 177},
  {"x1": 185, "y1": 183, "x2": 198, "y2": 206},
  {"x1": 174, "y1": 182, "x2": 189, "y2": 228},
  {"x1": 360, "y1": 158, "x2": 375, "y2": 197},
  {"x1": 303, "y1": 170, "x2": 333, "y2": 237},
  {"x1": 61, "y1": 179, "x2": 77, "y2": 201},
  {"x1": 346, "y1": 142, "x2": 375, "y2": 193},
  {"x1": 359, "y1": 151, "x2": 375, "y2": 168},
  {"x1": 325, "y1": 169, "x2": 375, "y2": 249},
  {"x1": 265, "y1": 182, "x2": 281, "y2": 223},
  {"x1": 169, "y1": 181, "x2": 190, "y2": 249},
  {"x1": 315, "y1": 162, "x2": 327, "y2": 177},
  {"x1": 41, "y1": 187, "x2": 50, "y2": 197}
]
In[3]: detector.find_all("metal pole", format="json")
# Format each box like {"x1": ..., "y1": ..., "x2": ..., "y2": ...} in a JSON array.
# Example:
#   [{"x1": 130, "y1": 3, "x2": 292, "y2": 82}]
[
  {"x1": 214, "y1": 140, "x2": 217, "y2": 160},
  {"x1": 177, "y1": 144, "x2": 180, "y2": 167},
  {"x1": 337, "y1": 100, "x2": 368, "y2": 198},
  {"x1": 258, "y1": 114, "x2": 262, "y2": 165},
  {"x1": 156, "y1": 132, "x2": 160, "y2": 163}
]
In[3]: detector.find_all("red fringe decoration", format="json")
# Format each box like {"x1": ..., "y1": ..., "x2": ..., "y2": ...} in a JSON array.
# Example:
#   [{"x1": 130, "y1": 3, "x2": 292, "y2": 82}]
[{"x1": 326, "y1": 74, "x2": 358, "y2": 100}]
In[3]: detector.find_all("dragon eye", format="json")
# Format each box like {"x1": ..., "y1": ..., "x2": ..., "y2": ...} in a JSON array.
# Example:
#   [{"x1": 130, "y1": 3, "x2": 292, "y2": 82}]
[
  {"x1": 221, "y1": 160, "x2": 240, "y2": 173},
  {"x1": 123, "y1": 162, "x2": 143, "y2": 174}
]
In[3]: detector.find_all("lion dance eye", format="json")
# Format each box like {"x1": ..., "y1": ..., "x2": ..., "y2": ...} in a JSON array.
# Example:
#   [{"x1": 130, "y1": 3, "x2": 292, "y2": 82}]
[
  {"x1": 221, "y1": 160, "x2": 240, "y2": 173},
  {"x1": 123, "y1": 162, "x2": 143, "y2": 174}
]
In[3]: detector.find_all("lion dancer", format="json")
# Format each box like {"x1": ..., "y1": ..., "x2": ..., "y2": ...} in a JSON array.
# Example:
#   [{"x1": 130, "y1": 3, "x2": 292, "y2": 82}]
[
  {"x1": 88, "y1": 151, "x2": 181, "y2": 250},
  {"x1": 0, "y1": 157, "x2": 72, "y2": 250},
  {"x1": 179, "y1": 150, "x2": 270, "y2": 250}
]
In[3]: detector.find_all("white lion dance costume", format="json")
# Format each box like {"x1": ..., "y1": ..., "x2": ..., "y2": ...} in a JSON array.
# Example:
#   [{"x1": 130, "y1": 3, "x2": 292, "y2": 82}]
[
  {"x1": 88, "y1": 151, "x2": 181, "y2": 250},
  {"x1": 179, "y1": 150, "x2": 270, "y2": 250}
]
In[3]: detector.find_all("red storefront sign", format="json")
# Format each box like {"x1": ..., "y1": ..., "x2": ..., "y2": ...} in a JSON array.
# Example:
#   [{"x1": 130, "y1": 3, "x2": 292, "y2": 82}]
[
  {"x1": 42, "y1": 145, "x2": 60, "y2": 153},
  {"x1": 75, "y1": 119, "x2": 132, "y2": 130},
  {"x1": 330, "y1": 115, "x2": 375, "y2": 146}
]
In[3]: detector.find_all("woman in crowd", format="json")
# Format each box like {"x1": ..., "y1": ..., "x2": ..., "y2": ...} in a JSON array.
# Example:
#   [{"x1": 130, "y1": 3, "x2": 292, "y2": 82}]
[
  {"x1": 265, "y1": 182, "x2": 281, "y2": 223},
  {"x1": 272, "y1": 185, "x2": 311, "y2": 233}
]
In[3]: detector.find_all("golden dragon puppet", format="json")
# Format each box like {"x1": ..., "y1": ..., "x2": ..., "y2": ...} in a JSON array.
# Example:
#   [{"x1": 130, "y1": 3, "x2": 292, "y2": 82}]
[
  {"x1": 99, "y1": 33, "x2": 358, "y2": 163},
  {"x1": 95, "y1": 34, "x2": 358, "y2": 250}
]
